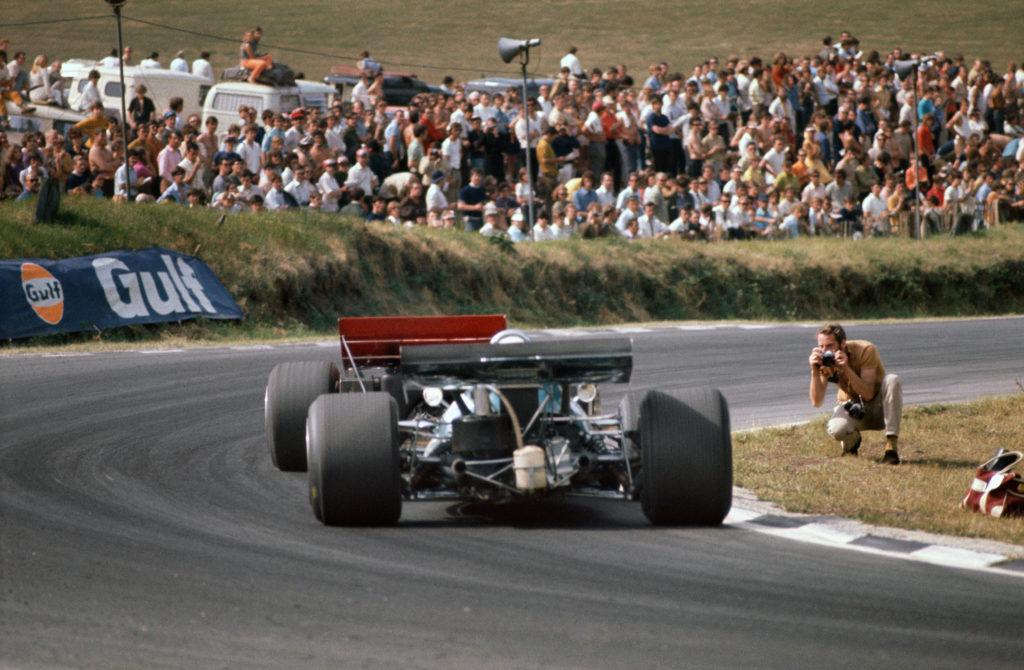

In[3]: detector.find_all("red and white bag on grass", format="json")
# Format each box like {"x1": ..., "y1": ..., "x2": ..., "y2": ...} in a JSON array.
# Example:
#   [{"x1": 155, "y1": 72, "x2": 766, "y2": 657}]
[{"x1": 962, "y1": 450, "x2": 1024, "y2": 518}]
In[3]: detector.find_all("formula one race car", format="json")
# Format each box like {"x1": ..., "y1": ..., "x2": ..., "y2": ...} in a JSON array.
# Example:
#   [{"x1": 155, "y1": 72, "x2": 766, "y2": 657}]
[{"x1": 264, "y1": 315, "x2": 732, "y2": 526}]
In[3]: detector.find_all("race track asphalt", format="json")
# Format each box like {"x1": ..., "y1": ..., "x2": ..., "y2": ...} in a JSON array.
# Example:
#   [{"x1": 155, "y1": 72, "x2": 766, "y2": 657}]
[{"x1": 2, "y1": 318, "x2": 1023, "y2": 669}]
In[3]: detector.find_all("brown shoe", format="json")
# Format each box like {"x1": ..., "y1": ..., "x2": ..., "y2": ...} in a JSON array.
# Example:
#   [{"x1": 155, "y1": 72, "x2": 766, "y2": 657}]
[{"x1": 880, "y1": 449, "x2": 900, "y2": 465}]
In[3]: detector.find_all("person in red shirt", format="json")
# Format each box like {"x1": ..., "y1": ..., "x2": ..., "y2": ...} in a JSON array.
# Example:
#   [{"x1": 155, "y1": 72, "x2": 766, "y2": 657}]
[{"x1": 916, "y1": 113, "x2": 936, "y2": 158}]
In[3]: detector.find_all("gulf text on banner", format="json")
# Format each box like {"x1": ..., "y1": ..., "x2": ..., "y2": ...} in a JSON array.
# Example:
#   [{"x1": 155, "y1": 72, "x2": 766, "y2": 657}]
[{"x1": 0, "y1": 248, "x2": 243, "y2": 340}]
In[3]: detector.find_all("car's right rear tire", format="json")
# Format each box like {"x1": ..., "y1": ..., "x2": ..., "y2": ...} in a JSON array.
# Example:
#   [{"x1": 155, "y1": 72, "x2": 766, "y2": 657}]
[
  {"x1": 265, "y1": 361, "x2": 339, "y2": 472},
  {"x1": 306, "y1": 392, "x2": 402, "y2": 526},
  {"x1": 639, "y1": 387, "x2": 732, "y2": 526}
]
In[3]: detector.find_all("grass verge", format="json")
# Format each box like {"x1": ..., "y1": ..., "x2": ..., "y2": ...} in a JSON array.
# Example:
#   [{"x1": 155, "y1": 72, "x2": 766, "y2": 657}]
[
  {"x1": 2, "y1": 199, "x2": 1024, "y2": 349},
  {"x1": 734, "y1": 393, "x2": 1024, "y2": 546}
]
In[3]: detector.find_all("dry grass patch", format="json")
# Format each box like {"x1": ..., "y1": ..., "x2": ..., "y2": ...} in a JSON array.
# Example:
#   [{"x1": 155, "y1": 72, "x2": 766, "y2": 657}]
[{"x1": 734, "y1": 394, "x2": 1024, "y2": 546}]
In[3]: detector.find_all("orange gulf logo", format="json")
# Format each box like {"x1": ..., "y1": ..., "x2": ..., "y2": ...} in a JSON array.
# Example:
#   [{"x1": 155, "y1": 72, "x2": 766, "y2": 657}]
[{"x1": 21, "y1": 263, "x2": 64, "y2": 325}]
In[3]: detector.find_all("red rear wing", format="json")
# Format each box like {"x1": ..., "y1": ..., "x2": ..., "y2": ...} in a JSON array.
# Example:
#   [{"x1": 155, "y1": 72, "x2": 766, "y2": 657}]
[{"x1": 337, "y1": 314, "x2": 508, "y2": 369}]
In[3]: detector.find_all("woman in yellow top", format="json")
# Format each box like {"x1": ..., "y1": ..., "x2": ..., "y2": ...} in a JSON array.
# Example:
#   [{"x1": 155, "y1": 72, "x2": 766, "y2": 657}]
[{"x1": 801, "y1": 133, "x2": 833, "y2": 183}]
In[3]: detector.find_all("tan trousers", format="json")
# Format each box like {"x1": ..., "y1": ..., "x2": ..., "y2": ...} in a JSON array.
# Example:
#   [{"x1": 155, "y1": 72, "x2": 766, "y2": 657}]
[{"x1": 827, "y1": 373, "x2": 903, "y2": 445}]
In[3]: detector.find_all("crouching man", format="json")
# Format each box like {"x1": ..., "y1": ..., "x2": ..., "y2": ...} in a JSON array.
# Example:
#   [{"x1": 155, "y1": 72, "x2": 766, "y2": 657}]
[{"x1": 809, "y1": 324, "x2": 903, "y2": 464}]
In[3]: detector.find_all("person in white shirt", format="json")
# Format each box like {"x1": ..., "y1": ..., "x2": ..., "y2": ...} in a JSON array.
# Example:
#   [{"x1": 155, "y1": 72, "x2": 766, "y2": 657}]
[
  {"x1": 344, "y1": 148, "x2": 378, "y2": 196},
  {"x1": 264, "y1": 174, "x2": 289, "y2": 210},
  {"x1": 533, "y1": 215, "x2": 559, "y2": 241},
  {"x1": 169, "y1": 51, "x2": 189, "y2": 73},
  {"x1": 425, "y1": 171, "x2": 448, "y2": 212},
  {"x1": 99, "y1": 49, "x2": 120, "y2": 69},
  {"x1": 615, "y1": 173, "x2": 642, "y2": 210},
  {"x1": 473, "y1": 93, "x2": 498, "y2": 124},
  {"x1": 191, "y1": 51, "x2": 213, "y2": 81},
  {"x1": 560, "y1": 47, "x2": 583, "y2": 79},
  {"x1": 139, "y1": 52, "x2": 161, "y2": 69},
  {"x1": 284, "y1": 166, "x2": 316, "y2": 205},
  {"x1": 861, "y1": 183, "x2": 888, "y2": 228},
  {"x1": 760, "y1": 138, "x2": 788, "y2": 184},
  {"x1": 636, "y1": 202, "x2": 670, "y2": 238},
  {"x1": 237, "y1": 125, "x2": 263, "y2": 175},
  {"x1": 317, "y1": 158, "x2": 344, "y2": 212},
  {"x1": 74, "y1": 70, "x2": 101, "y2": 112},
  {"x1": 595, "y1": 172, "x2": 617, "y2": 208}
]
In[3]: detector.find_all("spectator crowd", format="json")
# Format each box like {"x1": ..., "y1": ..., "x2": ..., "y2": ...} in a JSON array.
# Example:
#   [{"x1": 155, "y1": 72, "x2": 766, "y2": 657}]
[{"x1": 2, "y1": 30, "x2": 1024, "y2": 242}]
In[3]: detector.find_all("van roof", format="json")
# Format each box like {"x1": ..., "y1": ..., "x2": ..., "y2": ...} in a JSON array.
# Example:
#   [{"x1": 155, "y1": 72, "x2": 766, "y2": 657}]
[
  {"x1": 209, "y1": 81, "x2": 301, "y2": 94},
  {"x1": 61, "y1": 60, "x2": 210, "y2": 83}
]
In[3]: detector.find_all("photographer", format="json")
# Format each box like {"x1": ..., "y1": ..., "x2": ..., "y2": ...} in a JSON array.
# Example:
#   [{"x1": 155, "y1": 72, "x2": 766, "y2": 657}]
[{"x1": 809, "y1": 324, "x2": 903, "y2": 464}]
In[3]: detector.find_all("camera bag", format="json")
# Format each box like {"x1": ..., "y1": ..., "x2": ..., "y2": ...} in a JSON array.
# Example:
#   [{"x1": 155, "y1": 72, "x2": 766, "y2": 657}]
[{"x1": 961, "y1": 450, "x2": 1024, "y2": 518}]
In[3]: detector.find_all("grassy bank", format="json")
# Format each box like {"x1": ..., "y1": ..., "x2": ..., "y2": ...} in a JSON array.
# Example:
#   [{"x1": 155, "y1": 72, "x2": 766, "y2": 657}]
[
  {"x1": 2, "y1": 199, "x2": 1024, "y2": 343},
  {"x1": 735, "y1": 393, "x2": 1024, "y2": 547}
]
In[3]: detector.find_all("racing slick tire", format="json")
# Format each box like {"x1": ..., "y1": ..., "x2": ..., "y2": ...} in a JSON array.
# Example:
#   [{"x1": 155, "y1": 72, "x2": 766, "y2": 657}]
[
  {"x1": 306, "y1": 392, "x2": 402, "y2": 526},
  {"x1": 265, "y1": 361, "x2": 339, "y2": 472},
  {"x1": 639, "y1": 387, "x2": 732, "y2": 526}
]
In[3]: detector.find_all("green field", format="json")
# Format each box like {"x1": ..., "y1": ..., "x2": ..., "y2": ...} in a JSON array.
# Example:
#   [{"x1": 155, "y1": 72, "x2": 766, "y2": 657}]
[{"x1": 4, "y1": 1, "x2": 1021, "y2": 86}]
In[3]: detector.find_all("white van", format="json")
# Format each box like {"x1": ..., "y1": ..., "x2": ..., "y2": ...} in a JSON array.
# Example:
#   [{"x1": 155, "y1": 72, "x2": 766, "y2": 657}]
[
  {"x1": 2, "y1": 101, "x2": 86, "y2": 142},
  {"x1": 61, "y1": 60, "x2": 212, "y2": 120},
  {"x1": 201, "y1": 81, "x2": 302, "y2": 133}
]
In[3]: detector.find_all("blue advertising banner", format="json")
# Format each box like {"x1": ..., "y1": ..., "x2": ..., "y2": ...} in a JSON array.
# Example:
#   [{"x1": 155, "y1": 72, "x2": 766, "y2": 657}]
[{"x1": 0, "y1": 247, "x2": 243, "y2": 340}]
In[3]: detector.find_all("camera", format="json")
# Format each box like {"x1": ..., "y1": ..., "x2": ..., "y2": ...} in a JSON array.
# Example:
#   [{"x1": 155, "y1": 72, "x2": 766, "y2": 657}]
[
  {"x1": 842, "y1": 400, "x2": 865, "y2": 420},
  {"x1": 820, "y1": 351, "x2": 836, "y2": 367}
]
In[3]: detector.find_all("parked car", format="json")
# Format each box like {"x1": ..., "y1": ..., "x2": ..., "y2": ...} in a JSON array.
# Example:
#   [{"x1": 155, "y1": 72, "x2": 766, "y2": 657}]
[
  {"x1": 464, "y1": 77, "x2": 554, "y2": 100},
  {"x1": 264, "y1": 314, "x2": 733, "y2": 526},
  {"x1": 324, "y1": 65, "x2": 442, "y2": 106}
]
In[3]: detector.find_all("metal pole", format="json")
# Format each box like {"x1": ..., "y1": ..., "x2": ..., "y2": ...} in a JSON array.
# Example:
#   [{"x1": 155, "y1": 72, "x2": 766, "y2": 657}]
[
  {"x1": 520, "y1": 51, "x2": 535, "y2": 230},
  {"x1": 113, "y1": 5, "x2": 131, "y2": 200}
]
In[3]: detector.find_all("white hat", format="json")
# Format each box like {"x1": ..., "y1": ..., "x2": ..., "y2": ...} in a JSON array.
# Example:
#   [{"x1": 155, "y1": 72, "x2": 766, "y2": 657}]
[{"x1": 511, "y1": 209, "x2": 525, "y2": 222}]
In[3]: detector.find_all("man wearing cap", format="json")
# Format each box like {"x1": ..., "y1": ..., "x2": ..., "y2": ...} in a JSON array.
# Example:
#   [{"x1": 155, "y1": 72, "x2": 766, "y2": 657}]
[
  {"x1": 479, "y1": 207, "x2": 503, "y2": 237},
  {"x1": 317, "y1": 158, "x2": 344, "y2": 212},
  {"x1": 508, "y1": 209, "x2": 530, "y2": 242},
  {"x1": 425, "y1": 170, "x2": 448, "y2": 213},
  {"x1": 284, "y1": 109, "x2": 306, "y2": 152}
]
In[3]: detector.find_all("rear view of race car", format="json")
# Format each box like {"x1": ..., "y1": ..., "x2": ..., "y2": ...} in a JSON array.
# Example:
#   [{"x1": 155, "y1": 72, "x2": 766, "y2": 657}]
[{"x1": 264, "y1": 315, "x2": 732, "y2": 526}]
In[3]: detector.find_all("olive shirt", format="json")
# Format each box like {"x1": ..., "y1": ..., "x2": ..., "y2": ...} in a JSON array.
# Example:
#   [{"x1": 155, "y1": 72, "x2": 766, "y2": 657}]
[{"x1": 823, "y1": 339, "x2": 885, "y2": 402}]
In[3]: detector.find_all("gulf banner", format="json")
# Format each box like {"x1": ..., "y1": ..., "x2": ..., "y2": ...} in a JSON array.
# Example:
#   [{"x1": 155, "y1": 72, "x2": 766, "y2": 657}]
[{"x1": 0, "y1": 248, "x2": 243, "y2": 340}]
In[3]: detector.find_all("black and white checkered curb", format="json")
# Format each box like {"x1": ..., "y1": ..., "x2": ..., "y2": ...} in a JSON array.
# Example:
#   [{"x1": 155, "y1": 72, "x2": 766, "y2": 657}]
[{"x1": 723, "y1": 489, "x2": 1024, "y2": 578}]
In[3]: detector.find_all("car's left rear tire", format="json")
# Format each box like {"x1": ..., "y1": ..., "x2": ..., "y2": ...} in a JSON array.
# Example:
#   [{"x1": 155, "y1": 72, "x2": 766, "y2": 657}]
[
  {"x1": 639, "y1": 387, "x2": 732, "y2": 526},
  {"x1": 307, "y1": 392, "x2": 402, "y2": 526},
  {"x1": 265, "y1": 361, "x2": 339, "y2": 472}
]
